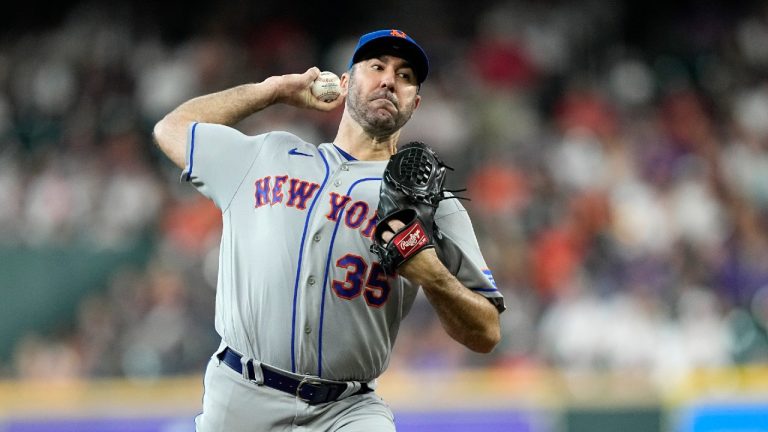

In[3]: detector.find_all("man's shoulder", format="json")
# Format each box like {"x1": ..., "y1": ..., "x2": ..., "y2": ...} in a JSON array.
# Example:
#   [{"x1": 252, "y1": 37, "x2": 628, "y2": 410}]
[
  {"x1": 196, "y1": 124, "x2": 310, "y2": 146},
  {"x1": 259, "y1": 131, "x2": 318, "y2": 152},
  {"x1": 265, "y1": 130, "x2": 310, "y2": 144},
  {"x1": 435, "y1": 194, "x2": 468, "y2": 219}
]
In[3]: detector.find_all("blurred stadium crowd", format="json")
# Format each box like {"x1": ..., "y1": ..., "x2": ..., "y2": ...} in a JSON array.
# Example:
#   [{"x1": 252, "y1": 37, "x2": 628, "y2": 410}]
[{"x1": 2, "y1": 0, "x2": 768, "y2": 390}]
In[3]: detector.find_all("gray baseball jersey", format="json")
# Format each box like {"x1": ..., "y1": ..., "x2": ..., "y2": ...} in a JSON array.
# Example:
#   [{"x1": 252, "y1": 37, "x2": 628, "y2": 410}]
[{"x1": 182, "y1": 122, "x2": 504, "y2": 382}]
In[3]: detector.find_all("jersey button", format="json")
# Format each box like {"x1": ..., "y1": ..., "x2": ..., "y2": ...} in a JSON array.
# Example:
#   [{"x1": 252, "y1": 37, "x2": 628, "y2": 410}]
[
  {"x1": 313, "y1": 234, "x2": 321, "y2": 242},
  {"x1": 304, "y1": 325, "x2": 312, "y2": 334},
  {"x1": 308, "y1": 277, "x2": 316, "y2": 285},
  {"x1": 341, "y1": 164, "x2": 349, "y2": 171},
  {"x1": 333, "y1": 179, "x2": 342, "y2": 187}
]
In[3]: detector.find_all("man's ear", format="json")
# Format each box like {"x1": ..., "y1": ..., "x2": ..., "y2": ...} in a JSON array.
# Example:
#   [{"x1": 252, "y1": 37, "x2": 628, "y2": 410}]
[
  {"x1": 413, "y1": 94, "x2": 421, "y2": 110},
  {"x1": 340, "y1": 72, "x2": 350, "y2": 97}
]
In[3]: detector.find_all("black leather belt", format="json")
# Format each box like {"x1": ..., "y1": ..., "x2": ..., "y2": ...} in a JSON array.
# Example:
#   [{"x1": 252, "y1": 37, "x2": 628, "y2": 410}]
[{"x1": 217, "y1": 347, "x2": 372, "y2": 405}]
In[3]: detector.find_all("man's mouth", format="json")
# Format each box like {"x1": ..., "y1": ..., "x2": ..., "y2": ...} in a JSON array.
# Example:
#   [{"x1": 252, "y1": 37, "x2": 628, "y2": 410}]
[
  {"x1": 369, "y1": 92, "x2": 398, "y2": 110},
  {"x1": 370, "y1": 99, "x2": 398, "y2": 116}
]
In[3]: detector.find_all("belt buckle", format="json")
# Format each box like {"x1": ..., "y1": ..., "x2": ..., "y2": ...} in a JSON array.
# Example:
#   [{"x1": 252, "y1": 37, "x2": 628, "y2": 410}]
[{"x1": 296, "y1": 376, "x2": 322, "y2": 404}]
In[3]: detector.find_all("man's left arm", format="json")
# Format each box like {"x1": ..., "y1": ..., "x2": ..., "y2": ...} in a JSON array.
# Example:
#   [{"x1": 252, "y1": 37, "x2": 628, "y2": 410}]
[
  {"x1": 399, "y1": 249, "x2": 501, "y2": 353},
  {"x1": 371, "y1": 142, "x2": 501, "y2": 353}
]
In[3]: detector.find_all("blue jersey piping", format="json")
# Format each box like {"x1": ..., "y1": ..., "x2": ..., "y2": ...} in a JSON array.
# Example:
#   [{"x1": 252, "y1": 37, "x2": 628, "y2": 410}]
[
  {"x1": 333, "y1": 144, "x2": 357, "y2": 161},
  {"x1": 317, "y1": 176, "x2": 381, "y2": 377},
  {"x1": 471, "y1": 287, "x2": 499, "y2": 292},
  {"x1": 185, "y1": 122, "x2": 199, "y2": 181},
  {"x1": 290, "y1": 149, "x2": 330, "y2": 373}
]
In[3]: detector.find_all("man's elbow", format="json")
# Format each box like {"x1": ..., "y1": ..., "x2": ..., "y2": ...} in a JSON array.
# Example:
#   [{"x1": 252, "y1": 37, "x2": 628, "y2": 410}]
[
  {"x1": 467, "y1": 326, "x2": 501, "y2": 354},
  {"x1": 152, "y1": 117, "x2": 172, "y2": 149},
  {"x1": 152, "y1": 116, "x2": 188, "y2": 169}
]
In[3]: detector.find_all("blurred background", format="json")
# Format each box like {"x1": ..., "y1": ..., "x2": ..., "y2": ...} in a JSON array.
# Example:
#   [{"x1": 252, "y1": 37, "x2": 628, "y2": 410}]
[{"x1": 1, "y1": 0, "x2": 768, "y2": 431}]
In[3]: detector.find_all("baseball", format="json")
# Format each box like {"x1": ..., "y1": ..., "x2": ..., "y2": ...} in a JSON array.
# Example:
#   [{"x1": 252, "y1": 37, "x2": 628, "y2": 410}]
[{"x1": 311, "y1": 71, "x2": 341, "y2": 102}]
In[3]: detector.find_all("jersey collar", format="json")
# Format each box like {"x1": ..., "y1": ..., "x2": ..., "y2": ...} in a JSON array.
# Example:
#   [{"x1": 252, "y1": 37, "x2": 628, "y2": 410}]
[{"x1": 333, "y1": 144, "x2": 358, "y2": 162}]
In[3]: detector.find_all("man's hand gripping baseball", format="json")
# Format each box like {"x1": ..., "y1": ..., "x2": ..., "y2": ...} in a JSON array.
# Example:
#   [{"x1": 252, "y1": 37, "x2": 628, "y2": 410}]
[{"x1": 265, "y1": 67, "x2": 345, "y2": 111}]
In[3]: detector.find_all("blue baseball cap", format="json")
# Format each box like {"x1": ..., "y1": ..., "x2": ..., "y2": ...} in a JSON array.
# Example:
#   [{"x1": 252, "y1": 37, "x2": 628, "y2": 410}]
[{"x1": 348, "y1": 29, "x2": 429, "y2": 84}]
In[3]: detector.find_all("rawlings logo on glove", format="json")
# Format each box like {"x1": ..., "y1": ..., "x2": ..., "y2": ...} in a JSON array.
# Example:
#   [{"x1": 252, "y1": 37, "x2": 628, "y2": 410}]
[
  {"x1": 394, "y1": 222, "x2": 428, "y2": 257},
  {"x1": 370, "y1": 141, "x2": 462, "y2": 275}
]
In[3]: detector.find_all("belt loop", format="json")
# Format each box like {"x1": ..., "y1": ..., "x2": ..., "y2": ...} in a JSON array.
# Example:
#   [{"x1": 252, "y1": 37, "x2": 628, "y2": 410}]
[
  {"x1": 250, "y1": 359, "x2": 264, "y2": 385},
  {"x1": 337, "y1": 381, "x2": 362, "y2": 400},
  {"x1": 239, "y1": 355, "x2": 250, "y2": 381},
  {"x1": 365, "y1": 378, "x2": 378, "y2": 391},
  {"x1": 239, "y1": 355, "x2": 264, "y2": 385},
  {"x1": 213, "y1": 342, "x2": 227, "y2": 365}
]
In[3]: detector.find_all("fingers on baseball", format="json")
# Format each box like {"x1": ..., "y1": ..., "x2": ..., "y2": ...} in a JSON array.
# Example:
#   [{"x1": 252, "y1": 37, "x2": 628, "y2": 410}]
[
  {"x1": 313, "y1": 94, "x2": 345, "y2": 111},
  {"x1": 306, "y1": 67, "x2": 321, "y2": 80}
]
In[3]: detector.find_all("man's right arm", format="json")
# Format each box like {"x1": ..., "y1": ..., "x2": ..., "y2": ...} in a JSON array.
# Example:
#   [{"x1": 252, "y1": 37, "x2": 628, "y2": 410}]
[{"x1": 152, "y1": 67, "x2": 345, "y2": 169}]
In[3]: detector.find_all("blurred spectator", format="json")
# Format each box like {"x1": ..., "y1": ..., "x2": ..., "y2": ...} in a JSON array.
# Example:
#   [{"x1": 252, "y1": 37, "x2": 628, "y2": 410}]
[
  {"x1": 0, "y1": 153, "x2": 23, "y2": 242},
  {"x1": 91, "y1": 131, "x2": 163, "y2": 248},
  {"x1": 118, "y1": 265, "x2": 206, "y2": 378}
]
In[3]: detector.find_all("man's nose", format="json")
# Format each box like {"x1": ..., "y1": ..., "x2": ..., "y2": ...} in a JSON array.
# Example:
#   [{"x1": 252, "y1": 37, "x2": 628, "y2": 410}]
[{"x1": 379, "y1": 71, "x2": 395, "y2": 90}]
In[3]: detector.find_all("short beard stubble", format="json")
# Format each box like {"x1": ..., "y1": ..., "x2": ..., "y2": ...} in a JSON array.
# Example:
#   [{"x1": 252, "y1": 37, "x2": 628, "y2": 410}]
[{"x1": 346, "y1": 68, "x2": 417, "y2": 139}]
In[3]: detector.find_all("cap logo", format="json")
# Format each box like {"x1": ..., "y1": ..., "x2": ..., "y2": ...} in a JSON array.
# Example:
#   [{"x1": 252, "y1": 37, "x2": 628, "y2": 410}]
[{"x1": 390, "y1": 29, "x2": 408, "y2": 39}]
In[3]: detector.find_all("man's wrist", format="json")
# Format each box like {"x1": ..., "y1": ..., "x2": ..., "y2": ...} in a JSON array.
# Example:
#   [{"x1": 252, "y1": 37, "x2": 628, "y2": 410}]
[
  {"x1": 258, "y1": 77, "x2": 284, "y2": 105},
  {"x1": 398, "y1": 249, "x2": 449, "y2": 287}
]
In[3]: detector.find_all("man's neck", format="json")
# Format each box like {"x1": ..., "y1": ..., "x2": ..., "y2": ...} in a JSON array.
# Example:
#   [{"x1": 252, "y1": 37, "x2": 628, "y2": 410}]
[{"x1": 333, "y1": 115, "x2": 399, "y2": 161}]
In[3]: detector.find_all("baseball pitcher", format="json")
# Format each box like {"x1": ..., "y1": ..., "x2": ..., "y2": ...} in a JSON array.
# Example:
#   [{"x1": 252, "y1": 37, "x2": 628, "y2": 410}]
[{"x1": 152, "y1": 28, "x2": 505, "y2": 432}]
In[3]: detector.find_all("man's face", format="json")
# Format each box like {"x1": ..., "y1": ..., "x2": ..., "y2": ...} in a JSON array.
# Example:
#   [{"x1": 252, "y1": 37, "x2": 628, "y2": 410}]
[{"x1": 345, "y1": 55, "x2": 422, "y2": 138}]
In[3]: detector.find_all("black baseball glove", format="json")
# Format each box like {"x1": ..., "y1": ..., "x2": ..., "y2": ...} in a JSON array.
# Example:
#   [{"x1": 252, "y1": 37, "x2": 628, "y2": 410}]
[{"x1": 370, "y1": 141, "x2": 458, "y2": 275}]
